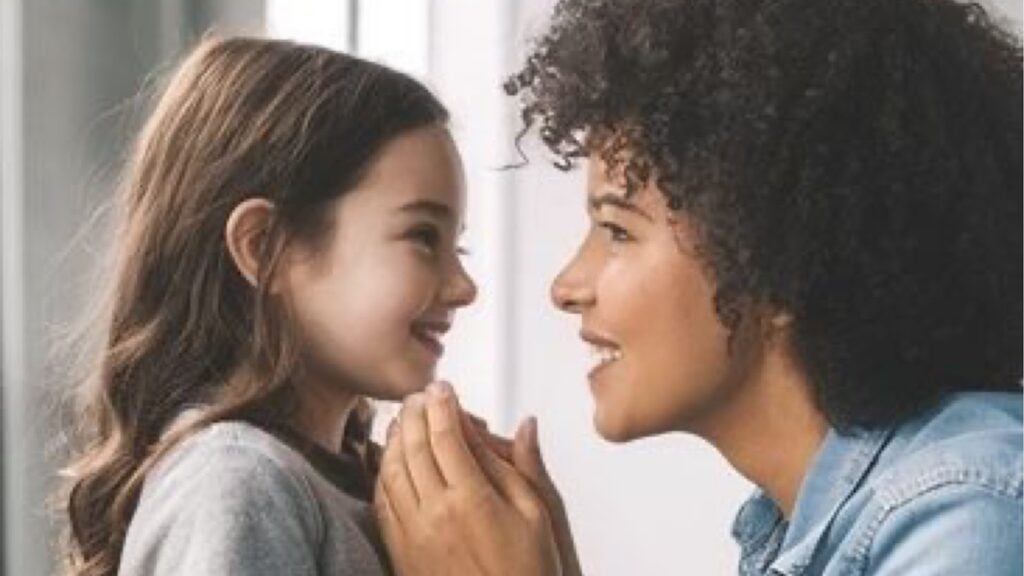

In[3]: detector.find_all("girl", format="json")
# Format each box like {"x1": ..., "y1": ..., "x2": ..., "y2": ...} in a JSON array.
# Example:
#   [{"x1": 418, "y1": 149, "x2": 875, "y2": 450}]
[
  {"x1": 377, "y1": 0, "x2": 1023, "y2": 574},
  {"x1": 61, "y1": 36, "x2": 476, "y2": 576}
]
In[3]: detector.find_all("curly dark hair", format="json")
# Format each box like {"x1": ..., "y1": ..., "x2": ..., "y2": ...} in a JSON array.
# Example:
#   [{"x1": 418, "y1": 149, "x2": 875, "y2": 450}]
[{"x1": 506, "y1": 0, "x2": 1023, "y2": 430}]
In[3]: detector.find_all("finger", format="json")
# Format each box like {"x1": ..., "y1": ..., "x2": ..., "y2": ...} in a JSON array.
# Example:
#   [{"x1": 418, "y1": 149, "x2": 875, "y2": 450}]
[
  {"x1": 423, "y1": 382, "x2": 490, "y2": 491},
  {"x1": 374, "y1": 474, "x2": 406, "y2": 551},
  {"x1": 464, "y1": 411, "x2": 489, "y2": 432},
  {"x1": 400, "y1": 393, "x2": 446, "y2": 498},
  {"x1": 378, "y1": 417, "x2": 419, "y2": 522},
  {"x1": 462, "y1": 417, "x2": 542, "y2": 511},
  {"x1": 513, "y1": 417, "x2": 562, "y2": 507},
  {"x1": 459, "y1": 411, "x2": 513, "y2": 463},
  {"x1": 374, "y1": 479, "x2": 418, "y2": 576},
  {"x1": 484, "y1": 430, "x2": 515, "y2": 463},
  {"x1": 512, "y1": 418, "x2": 583, "y2": 575}
]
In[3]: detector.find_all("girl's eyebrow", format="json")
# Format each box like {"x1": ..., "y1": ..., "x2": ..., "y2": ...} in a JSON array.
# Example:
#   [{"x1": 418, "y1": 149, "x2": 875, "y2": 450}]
[
  {"x1": 396, "y1": 199, "x2": 467, "y2": 233},
  {"x1": 397, "y1": 199, "x2": 453, "y2": 221},
  {"x1": 588, "y1": 192, "x2": 653, "y2": 221}
]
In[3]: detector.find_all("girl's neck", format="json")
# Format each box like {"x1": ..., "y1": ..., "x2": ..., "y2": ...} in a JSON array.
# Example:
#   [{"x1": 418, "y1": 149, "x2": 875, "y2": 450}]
[
  {"x1": 288, "y1": 373, "x2": 360, "y2": 454},
  {"x1": 699, "y1": 341, "x2": 829, "y2": 518}
]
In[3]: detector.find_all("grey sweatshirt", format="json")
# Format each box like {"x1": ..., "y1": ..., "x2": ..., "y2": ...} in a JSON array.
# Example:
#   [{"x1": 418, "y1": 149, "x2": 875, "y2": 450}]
[{"x1": 119, "y1": 421, "x2": 391, "y2": 575}]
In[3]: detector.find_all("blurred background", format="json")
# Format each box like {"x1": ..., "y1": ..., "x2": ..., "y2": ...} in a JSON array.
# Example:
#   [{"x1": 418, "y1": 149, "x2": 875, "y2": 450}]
[{"x1": 0, "y1": 1, "x2": 1020, "y2": 575}]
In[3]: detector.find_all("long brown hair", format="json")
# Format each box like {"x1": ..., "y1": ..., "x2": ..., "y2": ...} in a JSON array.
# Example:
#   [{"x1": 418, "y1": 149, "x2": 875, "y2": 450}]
[{"x1": 60, "y1": 36, "x2": 447, "y2": 576}]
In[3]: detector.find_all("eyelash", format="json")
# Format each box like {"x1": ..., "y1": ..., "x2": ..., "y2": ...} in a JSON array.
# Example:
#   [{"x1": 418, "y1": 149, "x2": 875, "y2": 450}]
[
  {"x1": 408, "y1": 226, "x2": 442, "y2": 250},
  {"x1": 598, "y1": 221, "x2": 633, "y2": 243},
  {"x1": 407, "y1": 225, "x2": 471, "y2": 257}
]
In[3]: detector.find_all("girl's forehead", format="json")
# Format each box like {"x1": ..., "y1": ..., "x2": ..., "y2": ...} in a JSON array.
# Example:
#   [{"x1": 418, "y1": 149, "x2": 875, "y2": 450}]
[{"x1": 337, "y1": 127, "x2": 466, "y2": 217}]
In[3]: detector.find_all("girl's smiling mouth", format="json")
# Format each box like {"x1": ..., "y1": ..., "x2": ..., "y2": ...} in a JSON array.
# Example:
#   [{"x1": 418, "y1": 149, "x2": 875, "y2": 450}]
[{"x1": 411, "y1": 320, "x2": 450, "y2": 358}]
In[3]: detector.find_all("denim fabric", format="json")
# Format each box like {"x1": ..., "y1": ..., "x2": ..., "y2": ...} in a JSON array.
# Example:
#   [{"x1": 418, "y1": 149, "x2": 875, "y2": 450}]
[{"x1": 733, "y1": 392, "x2": 1022, "y2": 575}]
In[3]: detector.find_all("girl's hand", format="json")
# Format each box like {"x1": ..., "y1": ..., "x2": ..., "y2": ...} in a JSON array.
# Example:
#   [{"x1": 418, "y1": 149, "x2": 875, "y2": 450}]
[{"x1": 374, "y1": 382, "x2": 563, "y2": 576}]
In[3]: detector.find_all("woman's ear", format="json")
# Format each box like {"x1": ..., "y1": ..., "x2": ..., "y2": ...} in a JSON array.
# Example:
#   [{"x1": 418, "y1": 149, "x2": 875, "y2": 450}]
[
  {"x1": 225, "y1": 197, "x2": 276, "y2": 288},
  {"x1": 769, "y1": 310, "x2": 794, "y2": 329},
  {"x1": 762, "y1": 307, "x2": 795, "y2": 347}
]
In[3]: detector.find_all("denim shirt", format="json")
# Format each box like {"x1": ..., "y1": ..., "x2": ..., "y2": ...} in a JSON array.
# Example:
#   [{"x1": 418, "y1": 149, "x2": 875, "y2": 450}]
[{"x1": 733, "y1": 392, "x2": 1022, "y2": 575}]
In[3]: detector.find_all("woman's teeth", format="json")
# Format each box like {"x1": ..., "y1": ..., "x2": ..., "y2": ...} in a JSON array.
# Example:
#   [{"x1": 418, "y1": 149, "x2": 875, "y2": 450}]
[{"x1": 590, "y1": 345, "x2": 623, "y2": 367}]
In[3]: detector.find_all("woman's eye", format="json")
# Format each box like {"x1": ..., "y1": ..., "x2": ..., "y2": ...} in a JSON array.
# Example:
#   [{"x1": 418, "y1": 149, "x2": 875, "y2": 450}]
[{"x1": 598, "y1": 222, "x2": 633, "y2": 243}]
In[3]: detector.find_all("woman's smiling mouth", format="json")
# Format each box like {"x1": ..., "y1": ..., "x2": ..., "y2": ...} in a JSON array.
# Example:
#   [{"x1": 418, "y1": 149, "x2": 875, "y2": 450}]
[{"x1": 581, "y1": 328, "x2": 623, "y2": 377}]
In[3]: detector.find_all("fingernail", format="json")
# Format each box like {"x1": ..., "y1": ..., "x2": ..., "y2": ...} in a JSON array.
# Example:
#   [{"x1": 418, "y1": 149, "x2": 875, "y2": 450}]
[
  {"x1": 437, "y1": 380, "x2": 454, "y2": 397},
  {"x1": 426, "y1": 381, "x2": 445, "y2": 398},
  {"x1": 527, "y1": 416, "x2": 539, "y2": 446}
]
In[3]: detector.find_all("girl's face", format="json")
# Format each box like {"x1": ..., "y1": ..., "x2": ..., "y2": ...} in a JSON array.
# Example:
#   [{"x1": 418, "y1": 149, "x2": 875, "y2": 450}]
[
  {"x1": 280, "y1": 125, "x2": 476, "y2": 401},
  {"x1": 551, "y1": 155, "x2": 754, "y2": 442}
]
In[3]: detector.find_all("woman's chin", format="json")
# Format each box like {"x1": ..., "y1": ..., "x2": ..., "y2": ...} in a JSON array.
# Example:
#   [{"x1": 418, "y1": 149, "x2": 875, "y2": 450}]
[{"x1": 593, "y1": 408, "x2": 641, "y2": 443}]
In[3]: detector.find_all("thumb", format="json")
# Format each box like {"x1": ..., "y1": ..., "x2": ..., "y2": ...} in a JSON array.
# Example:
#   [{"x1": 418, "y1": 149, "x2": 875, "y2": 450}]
[
  {"x1": 513, "y1": 417, "x2": 584, "y2": 576},
  {"x1": 513, "y1": 417, "x2": 562, "y2": 509}
]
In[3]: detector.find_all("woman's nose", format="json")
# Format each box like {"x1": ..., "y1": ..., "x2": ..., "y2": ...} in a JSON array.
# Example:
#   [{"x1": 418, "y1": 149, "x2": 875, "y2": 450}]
[{"x1": 550, "y1": 249, "x2": 595, "y2": 314}]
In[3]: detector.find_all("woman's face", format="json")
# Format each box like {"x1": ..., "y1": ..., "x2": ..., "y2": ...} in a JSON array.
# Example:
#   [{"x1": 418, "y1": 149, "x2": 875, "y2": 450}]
[
  {"x1": 280, "y1": 125, "x2": 477, "y2": 401},
  {"x1": 551, "y1": 154, "x2": 753, "y2": 442}
]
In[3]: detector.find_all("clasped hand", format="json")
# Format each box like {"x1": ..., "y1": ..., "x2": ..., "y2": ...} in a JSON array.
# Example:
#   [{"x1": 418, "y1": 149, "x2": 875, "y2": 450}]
[{"x1": 374, "y1": 381, "x2": 582, "y2": 576}]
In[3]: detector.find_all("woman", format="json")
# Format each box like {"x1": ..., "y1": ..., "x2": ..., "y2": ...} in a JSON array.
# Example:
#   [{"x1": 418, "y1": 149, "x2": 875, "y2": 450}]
[{"x1": 375, "y1": 0, "x2": 1022, "y2": 574}]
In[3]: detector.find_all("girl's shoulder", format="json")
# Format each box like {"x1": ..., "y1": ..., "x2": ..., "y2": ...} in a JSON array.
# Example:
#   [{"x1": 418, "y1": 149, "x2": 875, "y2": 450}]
[
  {"x1": 120, "y1": 421, "x2": 328, "y2": 575},
  {"x1": 123, "y1": 420, "x2": 392, "y2": 575},
  {"x1": 140, "y1": 420, "x2": 328, "y2": 532}
]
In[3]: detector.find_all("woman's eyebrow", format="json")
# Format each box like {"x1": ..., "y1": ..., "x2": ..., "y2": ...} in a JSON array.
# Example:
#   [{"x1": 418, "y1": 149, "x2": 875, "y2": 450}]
[{"x1": 588, "y1": 192, "x2": 653, "y2": 221}]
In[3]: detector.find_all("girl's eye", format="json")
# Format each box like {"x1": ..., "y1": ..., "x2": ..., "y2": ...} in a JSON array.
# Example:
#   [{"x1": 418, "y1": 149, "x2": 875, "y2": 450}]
[
  {"x1": 598, "y1": 221, "x2": 633, "y2": 243},
  {"x1": 407, "y1": 226, "x2": 442, "y2": 251}
]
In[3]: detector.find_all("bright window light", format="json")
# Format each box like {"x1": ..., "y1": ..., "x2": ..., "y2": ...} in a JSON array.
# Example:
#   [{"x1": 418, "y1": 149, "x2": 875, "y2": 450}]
[
  {"x1": 357, "y1": 0, "x2": 430, "y2": 79},
  {"x1": 265, "y1": 0, "x2": 353, "y2": 52}
]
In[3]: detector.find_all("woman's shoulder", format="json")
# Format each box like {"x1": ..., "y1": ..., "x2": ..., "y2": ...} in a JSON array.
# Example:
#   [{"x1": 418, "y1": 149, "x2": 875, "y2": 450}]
[
  {"x1": 844, "y1": 392, "x2": 1022, "y2": 574},
  {"x1": 873, "y1": 391, "x2": 1022, "y2": 496}
]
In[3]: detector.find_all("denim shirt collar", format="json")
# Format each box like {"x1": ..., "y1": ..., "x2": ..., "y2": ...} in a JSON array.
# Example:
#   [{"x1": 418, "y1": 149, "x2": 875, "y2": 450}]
[{"x1": 732, "y1": 427, "x2": 893, "y2": 575}]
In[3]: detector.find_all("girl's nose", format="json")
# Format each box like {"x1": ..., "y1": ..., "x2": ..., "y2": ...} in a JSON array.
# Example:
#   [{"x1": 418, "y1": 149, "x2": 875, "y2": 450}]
[{"x1": 445, "y1": 259, "x2": 477, "y2": 308}]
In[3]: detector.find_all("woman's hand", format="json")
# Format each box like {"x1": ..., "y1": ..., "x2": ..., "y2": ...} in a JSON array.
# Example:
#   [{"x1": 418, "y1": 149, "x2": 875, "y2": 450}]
[
  {"x1": 374, "y1": 382, "x2": 569, "y2": 576},
  {"x1": 464, "y1": 412, "x2": 582, "y2": 576},
  {"x1": 505, "y1": 418, "x2": 583, "y2": 576}
]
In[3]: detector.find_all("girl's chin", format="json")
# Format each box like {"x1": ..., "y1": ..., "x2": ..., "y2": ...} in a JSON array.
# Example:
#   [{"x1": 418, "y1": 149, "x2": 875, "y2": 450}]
[{"x1": 384, "y1": 371, "x2": 435, "y2": 400}]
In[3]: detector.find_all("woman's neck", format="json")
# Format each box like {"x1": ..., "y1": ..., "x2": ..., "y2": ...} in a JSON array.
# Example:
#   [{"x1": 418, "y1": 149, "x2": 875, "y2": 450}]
[{"x1": 700, "y1": 340, "x2": 829, "y2": 518}]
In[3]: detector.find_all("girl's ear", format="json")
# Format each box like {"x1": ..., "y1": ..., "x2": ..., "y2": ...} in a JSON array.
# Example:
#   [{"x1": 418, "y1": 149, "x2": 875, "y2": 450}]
[{"x1": 225, "y1": 197, "x2": 276, "y2": 288}]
